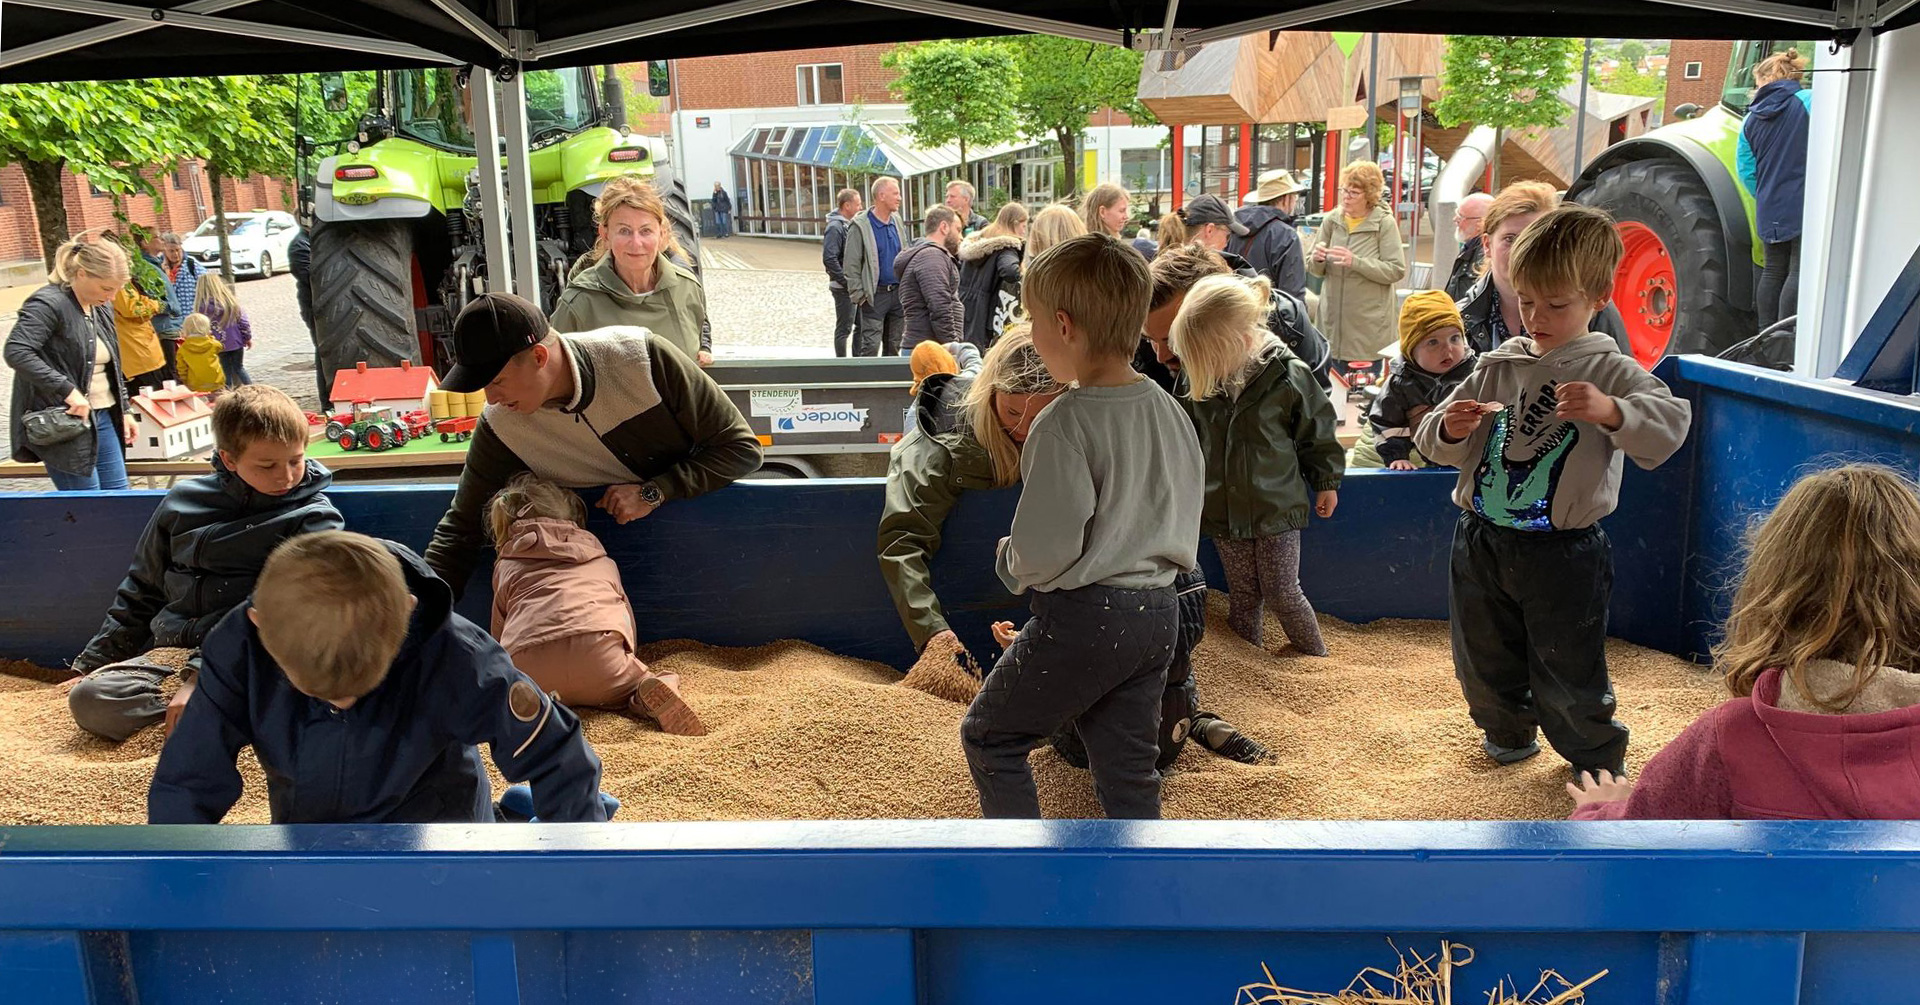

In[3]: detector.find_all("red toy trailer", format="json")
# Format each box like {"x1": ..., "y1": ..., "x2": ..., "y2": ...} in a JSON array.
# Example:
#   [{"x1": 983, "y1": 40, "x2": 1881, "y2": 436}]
[{"x1": 436, "y1": 415, "x2": 478, "y2": 443}]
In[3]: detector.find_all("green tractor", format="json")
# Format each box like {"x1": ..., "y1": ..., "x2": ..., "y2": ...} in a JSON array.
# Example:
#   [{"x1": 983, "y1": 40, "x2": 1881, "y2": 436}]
[
  {"x1": 1569, "y1": 39, "x2": 1812, "y2": 367},
  {"x1": 302, "y1": 65, "x2": 699, "y2": 383}
]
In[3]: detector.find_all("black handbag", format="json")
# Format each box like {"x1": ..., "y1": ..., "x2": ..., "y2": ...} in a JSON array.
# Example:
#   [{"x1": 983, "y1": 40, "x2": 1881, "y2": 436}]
[{"x1": 22, "y1": 406, "x2": 90, "y2": 447}]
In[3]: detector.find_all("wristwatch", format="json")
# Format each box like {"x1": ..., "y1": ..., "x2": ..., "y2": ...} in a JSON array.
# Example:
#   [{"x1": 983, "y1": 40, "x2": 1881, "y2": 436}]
[{"x1": 638, "y1": 481, "x2": 664, "y2": 507}]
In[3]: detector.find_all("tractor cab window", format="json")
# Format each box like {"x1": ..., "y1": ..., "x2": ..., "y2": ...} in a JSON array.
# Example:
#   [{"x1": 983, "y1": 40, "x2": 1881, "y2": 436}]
[
  {"x1": 396, "y1": 68, "x2": 476, "y2": 150},
  {"x1": 1722, "y1": 39, "x2": 1816, "y2": 115},
  {"x1": 521, "y1": 69, "x2": 598, "y2": 143}
]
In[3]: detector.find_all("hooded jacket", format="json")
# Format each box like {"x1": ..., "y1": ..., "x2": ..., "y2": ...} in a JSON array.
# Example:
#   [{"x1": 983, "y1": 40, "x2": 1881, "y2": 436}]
[
  {"x1": 1573, "y1": 664, "x2": 1920, "y2": 820},
  {"x1": 1228, "y1": 204, "x2": 1308, "y2": 303},
  {"x1": 5, "y1": 284, "x2": 128, "y2": 470},
  {"x1": 203, "y1": 301, "x2": 253, "y2": 353},
  {"x1": 1305, "y1": 204, "x2": 1407, "y2": 362},
  {"x1": 490, "y1": 517, "x2": 637, "y2": 656},
  {"x1": 1738, "y1": 80, "x2": 1812, "y2": 244},
  {"x1": 1181, "y1": 334, "x2": 1344, "y2": 539},
  {"x1": 1455, "y1": 272, "x2": 1632, "y2": 358},
  {"x1": 74, "y1": 457, "x2": 343, "y2": 672},
  {"x1": 162, "y1": 255, "x2": 205, "y2": 335},
  {"x1": 550, "y1": 251, "x2": 711, "y2": 358},
  {"x1": 895, "y1": 238, "x2": 964, "y2": 350},
  {"x1": 1414, "y1": 332, "x2": 1692, "y2": 531},
  {"x1": 1367, "y1": 352, "x2": 1479, "y2": 467},
  {"x1": 877, "y1": 386, "x2": 999, "y2": 651},
  {"x1": 112, "y1": 284, "x2": 170, "y2": 379},
  {"x1": 957, "y1": 233, "x2": 1023, "y2": 349},
  {"x1": 149, "y1": 541, "x2": 607, "y2": 825},
  {"x1": 425, "y1": 328, "x2": 762, "y2": 597}
]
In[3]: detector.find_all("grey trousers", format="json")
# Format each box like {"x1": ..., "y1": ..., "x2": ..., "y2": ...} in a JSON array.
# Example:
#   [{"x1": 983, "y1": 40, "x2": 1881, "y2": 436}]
[
  {"x1": 69, "y1": 654, "x2": 191, "y2": 742},
  {"x1": 855, "y1": 285, "x2": 904, "y2": 357}
]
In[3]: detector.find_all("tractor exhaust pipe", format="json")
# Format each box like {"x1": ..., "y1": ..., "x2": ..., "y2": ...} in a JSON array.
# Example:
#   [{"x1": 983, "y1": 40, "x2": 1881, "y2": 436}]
[{"x1": 602, "y1": 65, "x2": 628, "y2": 132}]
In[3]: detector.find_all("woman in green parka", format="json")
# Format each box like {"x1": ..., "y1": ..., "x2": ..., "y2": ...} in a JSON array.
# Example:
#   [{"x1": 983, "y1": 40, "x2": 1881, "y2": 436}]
[
  {"x1": 1171, "y1": 273, "x2": 1346, "y2": 657},
  {"x1": 551, "y1": 175, "x2": 712, "y2": 366},
  {"x1": 878, "y1": 327, "x2": 1269, "y2": 765}
]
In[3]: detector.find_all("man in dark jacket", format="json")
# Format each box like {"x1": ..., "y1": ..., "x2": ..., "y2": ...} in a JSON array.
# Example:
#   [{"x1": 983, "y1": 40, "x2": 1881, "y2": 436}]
[
  {"x1": 945, "y1": 180, "x2": 990, "y2": 236},
  {"x1": 823, "y1": 188, "x2": 863, "y2": 357},
  {"x1": 150, "y1": 533, "x2": 607, "y2": 825},
  {"x1": 711, "y1": 182, "x2": 734, "y2": 239},
  {"x1": 288, "y1": 223, "x2": 321, "y2": 404},
  {"x1": 424, "y1": 293, "x2": 763, "y2": 596},
  {"x1": 1443, "y1": 192, "x2": 1493, "y2": 301},
  {"x1": 68, "y1": 386, "x2": 344, "y2": 741},
  {"x1": 894, "y1": 205, "x2": 964, "y2": 354},
  {"x1": 1229, "y1": 169, "x2": 1309, "y2": 303}
]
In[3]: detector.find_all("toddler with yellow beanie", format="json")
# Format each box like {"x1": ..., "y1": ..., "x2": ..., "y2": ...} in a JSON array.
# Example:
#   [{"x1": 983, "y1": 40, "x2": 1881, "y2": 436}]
[{"x1": 1348, "y1": 290, "x2": 1477, "y2": 470}]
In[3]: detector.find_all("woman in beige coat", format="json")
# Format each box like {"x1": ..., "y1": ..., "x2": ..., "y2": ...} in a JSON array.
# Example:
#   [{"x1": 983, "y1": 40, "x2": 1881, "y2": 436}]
[{"x1": 1307, "y1": 160, "x2": 1406, "y2": 389}]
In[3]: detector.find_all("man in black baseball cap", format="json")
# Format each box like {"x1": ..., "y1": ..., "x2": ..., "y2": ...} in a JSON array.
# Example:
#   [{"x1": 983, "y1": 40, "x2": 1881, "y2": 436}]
[
  {"x1": 1177, "y1": 193, "x2": 1250, "y2": 251},
  {"x1": 440, "y1": 292, "x2": 550, "y2": 395},
  {"x1": 422, "y1": 297, "x2": 761, "y2": 596}
]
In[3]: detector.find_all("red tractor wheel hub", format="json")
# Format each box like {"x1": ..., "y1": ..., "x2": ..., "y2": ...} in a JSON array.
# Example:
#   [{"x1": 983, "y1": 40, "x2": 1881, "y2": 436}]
[{"x1": 1616, "y1": 222, "x2": 1677, "y2": 369}]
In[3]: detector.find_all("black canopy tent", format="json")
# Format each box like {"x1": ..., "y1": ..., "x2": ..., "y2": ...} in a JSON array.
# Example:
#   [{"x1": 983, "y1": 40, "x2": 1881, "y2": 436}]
[{"x1": 7, "y1": 0, "x2": 1917, "y2": 85}]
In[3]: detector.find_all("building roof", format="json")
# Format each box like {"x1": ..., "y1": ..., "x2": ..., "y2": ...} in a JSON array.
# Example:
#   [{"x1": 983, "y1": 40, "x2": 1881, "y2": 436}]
[
  {"x1": 729, "y1": 123, "x2": 1047, "y2": 179},
  {"x1": 1557, "y1": 83, "x2": 1661, "y2": 122},
  {"x1": 330, "y1": 359, "x2": 437, "y2": 404},
  {"x1": 130, "y1": 382, "x2": 213, "y2": 429}
]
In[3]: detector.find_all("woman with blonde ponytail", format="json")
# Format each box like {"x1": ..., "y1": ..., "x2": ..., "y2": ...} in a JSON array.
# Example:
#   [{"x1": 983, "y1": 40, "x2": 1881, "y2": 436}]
[
  {"x1": 1170, "y1": 272, "x2": 1344, "y2": 657},
  {"x1": 549, "y1": 174, "x2": 713, "y2": 365},
  {"x1": 6, "y1": 234, "x2": 136, "y2": 490}
]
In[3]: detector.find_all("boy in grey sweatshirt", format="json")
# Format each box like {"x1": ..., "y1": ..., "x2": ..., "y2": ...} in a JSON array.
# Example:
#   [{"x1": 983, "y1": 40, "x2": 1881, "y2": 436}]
[
  {"x1": 962, "y1": 234, "x2": 1205, "y2": 820},
  {"x1": 1414, "y1": 205, "x2": 1692, "y2": 779}
]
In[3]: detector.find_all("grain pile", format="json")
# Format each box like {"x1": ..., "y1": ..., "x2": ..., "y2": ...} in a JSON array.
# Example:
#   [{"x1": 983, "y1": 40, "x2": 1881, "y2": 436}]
[{"x1": 0, "y1": 595, "x2": 1727, "y2": 825}]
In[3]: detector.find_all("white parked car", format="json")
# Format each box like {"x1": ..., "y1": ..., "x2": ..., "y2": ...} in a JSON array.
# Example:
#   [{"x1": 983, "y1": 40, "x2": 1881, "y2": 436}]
[{"x1": 182, "y1": 211, "x2": 299, "y2": 279}]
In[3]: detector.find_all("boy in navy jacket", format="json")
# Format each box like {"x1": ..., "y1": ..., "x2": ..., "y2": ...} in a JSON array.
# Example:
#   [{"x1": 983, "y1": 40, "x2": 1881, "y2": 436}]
[{"x1": 149, "y1": 531, "x2": 607, "y2": 824}]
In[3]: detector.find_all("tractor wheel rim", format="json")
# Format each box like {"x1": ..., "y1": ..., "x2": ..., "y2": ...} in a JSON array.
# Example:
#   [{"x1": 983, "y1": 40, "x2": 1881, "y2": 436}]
[{"x1": 1616, "y1": 222, "x2": 1677, "y2": 368}]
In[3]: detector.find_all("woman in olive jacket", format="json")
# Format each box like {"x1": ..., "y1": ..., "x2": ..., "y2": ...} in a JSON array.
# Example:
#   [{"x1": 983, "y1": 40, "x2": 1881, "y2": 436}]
[
  {"x1": 550, "y1": 175, "x2": 712, "y2": 365},
  {"x1": 6, "y1": 236, "x2": 136, "y2": 491},
  {"x1": 1306, "y1": 160, "x2": 1407, "y2": 370}
]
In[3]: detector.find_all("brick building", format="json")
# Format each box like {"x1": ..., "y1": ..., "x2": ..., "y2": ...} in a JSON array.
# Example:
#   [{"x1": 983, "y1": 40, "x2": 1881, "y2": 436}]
[
  {"x1": 0, "y1": 160, "x2": 291, "y2": 285},
  {"x1": 1667, "y1": 39, "x2": 1736, "y2": 120}
]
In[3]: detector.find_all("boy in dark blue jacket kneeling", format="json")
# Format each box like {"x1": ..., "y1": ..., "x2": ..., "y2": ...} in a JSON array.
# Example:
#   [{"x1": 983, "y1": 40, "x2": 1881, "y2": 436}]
[{"x1": 149, "y1": 530, "x2": 608, "y2": 824}]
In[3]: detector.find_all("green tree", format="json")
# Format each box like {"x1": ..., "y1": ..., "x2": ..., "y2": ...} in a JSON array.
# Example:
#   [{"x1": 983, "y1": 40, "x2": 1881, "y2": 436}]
[
  {"x1": 1435, "y1": 36, "x2": 1581, "y2": 188},
  {"x1": 1597, "y1": 64, "x2": 1667, "y2": 99},
  {"x1": 171, "y1": 76, "x2": 296, "y2": 279},
  {"x1": 1004, "y1": 35, "x2": 1155, "y2": 199},
  {"x1": 0, "y1": 80, "x2": 193, "y2": 266},
  {"x1": 882, "y1": 40, "x2": 1021, "y2": 174},
  {"x1": 1619, "y1": 40, "x2": 1648, "y2": 70}
]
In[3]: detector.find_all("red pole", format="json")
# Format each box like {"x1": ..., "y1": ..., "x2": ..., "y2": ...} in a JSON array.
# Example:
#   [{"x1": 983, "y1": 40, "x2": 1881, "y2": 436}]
[
  {"x1": 1237, "y1": 123, "x2": 1253, "y2": 204},
  {"x1": 1323, "y1": 129, "x2": 1340, "y2": 212},
  {"x1": 1171, "y1": 124, "x2": 1186, "y2": 210}
]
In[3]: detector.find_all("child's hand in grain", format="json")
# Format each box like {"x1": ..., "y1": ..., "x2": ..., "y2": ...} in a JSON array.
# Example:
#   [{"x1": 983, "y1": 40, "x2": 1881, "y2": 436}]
[
  {"x1": 991, "y1": 621, "x2": 1019, "y2": 649},
  {"x1": 1314, "y1": 490, "x2": 1338, "y2": 519},
  {"x1": 1566, "y1": 769, "x2": 1633, "y2": 807}
]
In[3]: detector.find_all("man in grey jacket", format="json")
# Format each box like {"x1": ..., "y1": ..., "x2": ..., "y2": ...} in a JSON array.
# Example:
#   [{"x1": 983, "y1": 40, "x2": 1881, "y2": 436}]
[
  {"x1": 822, "y1": 188, "x2": 863, "y2": 357},
  {"x1": 894, "y1": 205, "x2": 964, "y2": 354},
  {"x1": 841, "y1": 176, "x2": 906, "y2": 356}
]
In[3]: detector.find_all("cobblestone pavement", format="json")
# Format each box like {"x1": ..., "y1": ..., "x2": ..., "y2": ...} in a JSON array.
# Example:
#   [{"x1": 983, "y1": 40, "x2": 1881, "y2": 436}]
[{"x1": 0, "y1": 245, "x2": 850, "y2": 489}]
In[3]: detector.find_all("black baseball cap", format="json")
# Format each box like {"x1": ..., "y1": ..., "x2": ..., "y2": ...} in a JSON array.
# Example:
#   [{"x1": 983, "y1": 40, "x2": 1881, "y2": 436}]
[
  {"x1": 441, "y1": 292, "x2": 550, "y2": 393},
  {"x1": 1180, "y1": 193, "x2": 1251, "y2": 236}
]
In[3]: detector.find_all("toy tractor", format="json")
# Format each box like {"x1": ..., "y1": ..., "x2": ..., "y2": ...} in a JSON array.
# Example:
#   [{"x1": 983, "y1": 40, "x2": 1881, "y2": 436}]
[{"x1": 326, "y1": 404, "x2": 412, "y2": 452}]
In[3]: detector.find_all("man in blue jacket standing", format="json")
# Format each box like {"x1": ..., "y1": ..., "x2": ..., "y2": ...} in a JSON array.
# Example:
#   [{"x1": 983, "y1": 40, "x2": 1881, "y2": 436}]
[{"x1": 823, "y1": 187, "x2": 863, "y2": 357}]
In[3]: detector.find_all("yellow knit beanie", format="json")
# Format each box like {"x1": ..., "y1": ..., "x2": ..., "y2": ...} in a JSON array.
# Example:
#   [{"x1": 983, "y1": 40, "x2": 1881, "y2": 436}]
[
  {"x1": 1399, "y1": 289, "x2": 1466, "y2": 360},
  {"x1": 909, "y1": 340, "x2": 960, "y2": 395}
]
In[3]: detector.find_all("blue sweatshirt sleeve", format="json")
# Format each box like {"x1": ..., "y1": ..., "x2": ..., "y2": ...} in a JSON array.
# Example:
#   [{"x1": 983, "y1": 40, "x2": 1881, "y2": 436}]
[
  {"x1": 1737, "y1": 127, "x2": 1759, "y2": 194},
  {"x1": 148, "y1": 611, "x2": 255, "y2": 824},
  {"x1": 448, "y1": 627, "x2": 607, "y2": 822}
]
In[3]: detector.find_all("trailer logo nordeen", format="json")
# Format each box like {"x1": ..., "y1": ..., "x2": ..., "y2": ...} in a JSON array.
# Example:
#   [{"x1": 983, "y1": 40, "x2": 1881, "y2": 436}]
[{"x1": 774, "y1": 405, "x2": 869, "y2": 433}]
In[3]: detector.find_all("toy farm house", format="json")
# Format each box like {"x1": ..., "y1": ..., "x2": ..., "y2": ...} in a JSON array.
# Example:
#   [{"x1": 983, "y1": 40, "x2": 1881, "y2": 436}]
[
  {"x1": 126, "y1": 382, "x2": 216, "y2": 461},
  {"x1": 328, "y1": 360, "x2": 439, "y2": 413}
]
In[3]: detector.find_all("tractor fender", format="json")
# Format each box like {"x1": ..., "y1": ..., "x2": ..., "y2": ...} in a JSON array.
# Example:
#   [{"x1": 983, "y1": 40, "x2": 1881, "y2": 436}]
[
  {"x1": 1570, "y1": 138, "x2": 1755, "y2": 313},
  {"x1": 312, "y1": 154, "x2": 436, "y2": 225}
]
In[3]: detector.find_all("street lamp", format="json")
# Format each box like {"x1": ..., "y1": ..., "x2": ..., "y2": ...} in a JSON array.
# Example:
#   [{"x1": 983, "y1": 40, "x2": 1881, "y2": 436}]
[{"x1": 1392, "y1": 73, "x2": 1436, "y2": 282}]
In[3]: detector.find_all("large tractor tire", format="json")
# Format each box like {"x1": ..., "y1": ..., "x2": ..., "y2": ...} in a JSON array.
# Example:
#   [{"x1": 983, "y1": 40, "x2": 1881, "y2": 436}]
[
  {"x1": 310, "y1": 220, "x2": 421, "y2": 391},
  {"x1": 652, "y1": 167, "x2": 703, "y2": 283},
  {"x1": 1577, "y1": 160, "x2": 1754, "y2": 367}
]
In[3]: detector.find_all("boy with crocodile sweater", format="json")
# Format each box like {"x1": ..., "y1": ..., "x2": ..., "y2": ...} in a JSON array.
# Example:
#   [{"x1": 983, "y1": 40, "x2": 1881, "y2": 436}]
[
  {"x1": 68, "y1": 385, "x2": 343, "y2": 741},
  {"x1": 1414, "y1": 205, "x2": 1692, "y2": 779}
]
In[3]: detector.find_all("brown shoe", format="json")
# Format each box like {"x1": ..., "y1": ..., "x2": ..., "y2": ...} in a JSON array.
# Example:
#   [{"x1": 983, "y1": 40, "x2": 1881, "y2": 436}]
[{"x1": 633, "y1": 677, "x2": 708, "y2": 736}]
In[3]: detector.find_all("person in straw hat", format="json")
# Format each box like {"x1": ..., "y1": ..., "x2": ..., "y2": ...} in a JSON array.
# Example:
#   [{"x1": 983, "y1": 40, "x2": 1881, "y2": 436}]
[{"x1": 1230, "y1": 169, "x2": 1311, "y2": 303}]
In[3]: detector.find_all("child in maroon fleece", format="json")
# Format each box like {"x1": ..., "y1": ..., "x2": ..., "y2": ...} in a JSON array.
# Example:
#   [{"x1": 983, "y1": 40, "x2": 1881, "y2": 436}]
[{"x1": 1571, "y1": 465, "x2": 1920, "y2": 820}]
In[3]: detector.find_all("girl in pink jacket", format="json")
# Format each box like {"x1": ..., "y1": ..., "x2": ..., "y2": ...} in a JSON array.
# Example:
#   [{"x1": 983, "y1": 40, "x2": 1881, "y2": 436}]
[
  {"x1": 487, "y1": 474, "x2": 706, "y2": 735},
  {"x1": 1570, "y1": 464, "x2": 1920, "y2": 819}
]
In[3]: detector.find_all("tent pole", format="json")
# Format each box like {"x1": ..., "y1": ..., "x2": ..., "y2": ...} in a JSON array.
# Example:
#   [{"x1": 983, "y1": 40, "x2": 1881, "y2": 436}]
[
  {"x1": 499, "y1": 38, "x2": 542, "y2": 305},
  {"x1": 468, "y1": 66, "x2": 515, "y2": 297},
  {"x1": 1799, "y1": 29, "x2": 1880, "y2": 377},
  {"x1": 4, "y1": 0, "x2": 455, "y2": 62},
  {"x1": 0, "y1": 0, "x2": 252, "y2": 70}
]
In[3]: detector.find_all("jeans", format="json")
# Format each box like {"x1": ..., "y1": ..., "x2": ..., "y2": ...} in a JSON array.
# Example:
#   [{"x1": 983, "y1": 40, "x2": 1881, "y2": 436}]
[
  {"x1": 830, "y1": 285, "x2": 857, "y2": 357},
  {"x1": 219, "y1": 348, "x2": 252, "y2": 386},
  {"x1": 714, "y1": 211, "x2": 732, "y2": 238},
  {"x1": 856, "y1": 285, "x2": 904, "y2": 357},
  {"x1": 1757, "y1": 237, "x2": 1801, "y2": 331},
  {"x1": 47, "y1": 411, "x2": 131, "y2": 492}
]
